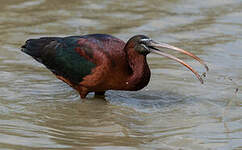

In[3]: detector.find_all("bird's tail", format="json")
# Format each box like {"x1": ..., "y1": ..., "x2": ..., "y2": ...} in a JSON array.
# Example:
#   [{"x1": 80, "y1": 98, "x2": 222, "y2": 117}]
[
  {"x1": 21, "y1": 37, "x2": 60, "y2": 62},
  {"x1": 22, "y1": 39, "x2": 44, "y2": 58}
]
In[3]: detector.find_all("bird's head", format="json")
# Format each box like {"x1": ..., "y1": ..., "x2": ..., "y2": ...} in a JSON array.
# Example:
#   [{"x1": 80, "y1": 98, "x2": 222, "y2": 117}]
[{"x1": 127, "y1": 35, "x2": 209, "y2": 84}]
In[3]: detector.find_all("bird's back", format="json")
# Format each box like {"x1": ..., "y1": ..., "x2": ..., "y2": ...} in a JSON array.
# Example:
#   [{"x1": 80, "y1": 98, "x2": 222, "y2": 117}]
[{"x1": 21, "y1": 34, "x2": 126, "y2": 86}]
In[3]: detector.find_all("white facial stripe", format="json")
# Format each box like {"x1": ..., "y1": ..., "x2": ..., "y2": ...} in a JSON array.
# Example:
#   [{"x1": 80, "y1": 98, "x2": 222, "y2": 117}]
[
  {"x1": 141, "y1": 44, "x2": 149, "y2": 50},
  {"x1": 140, "y1": 38, "x2": 151, "y2": 42}
]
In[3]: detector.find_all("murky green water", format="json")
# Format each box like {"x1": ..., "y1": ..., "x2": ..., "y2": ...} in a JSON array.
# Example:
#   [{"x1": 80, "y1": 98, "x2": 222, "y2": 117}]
[{"x1": 0, "y1": 0, "x2": 242, "y2": 149}]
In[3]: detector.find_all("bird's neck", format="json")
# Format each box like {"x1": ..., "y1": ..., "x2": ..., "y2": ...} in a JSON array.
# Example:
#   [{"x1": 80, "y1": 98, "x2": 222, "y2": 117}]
[{"x1": 125, "y1": 48, "x2": 151, "y2": 91}]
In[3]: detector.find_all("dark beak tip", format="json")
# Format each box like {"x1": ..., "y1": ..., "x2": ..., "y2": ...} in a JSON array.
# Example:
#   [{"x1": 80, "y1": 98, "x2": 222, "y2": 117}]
[
  {"x1": 205, "y1": 65, "x2": 209, "y2": 72},
  {"x1": 201, "y1": 80, "x2": 204, "y2": 84}
]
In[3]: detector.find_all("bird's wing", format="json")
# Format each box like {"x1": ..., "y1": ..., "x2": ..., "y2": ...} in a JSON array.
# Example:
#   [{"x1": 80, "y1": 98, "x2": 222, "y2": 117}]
[{"x1": 21, "y1": 36, "x2": 97, "y2": 85}]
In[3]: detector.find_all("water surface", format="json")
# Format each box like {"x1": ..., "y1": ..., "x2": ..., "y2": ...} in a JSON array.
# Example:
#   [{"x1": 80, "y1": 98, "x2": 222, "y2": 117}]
[{"x1": 0, "y1": 0, "x2": 242, "y2": 149}]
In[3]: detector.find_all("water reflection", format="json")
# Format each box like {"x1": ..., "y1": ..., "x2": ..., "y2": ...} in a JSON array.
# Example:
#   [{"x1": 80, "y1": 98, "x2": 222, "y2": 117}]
[{"x1": 0, "y1": 0, "x2": 242, "y2": 149}]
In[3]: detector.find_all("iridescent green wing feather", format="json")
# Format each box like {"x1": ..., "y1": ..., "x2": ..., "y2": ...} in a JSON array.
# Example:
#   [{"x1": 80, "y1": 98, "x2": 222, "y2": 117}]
[{"x1": 21, "y1": 36, "x2": 96, "y2": 84}]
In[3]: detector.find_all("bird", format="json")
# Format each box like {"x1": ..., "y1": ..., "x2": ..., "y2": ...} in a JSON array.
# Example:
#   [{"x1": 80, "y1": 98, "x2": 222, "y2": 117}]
[{"x1": 21, "y1": 34, "x2": 208, "y2": 99}]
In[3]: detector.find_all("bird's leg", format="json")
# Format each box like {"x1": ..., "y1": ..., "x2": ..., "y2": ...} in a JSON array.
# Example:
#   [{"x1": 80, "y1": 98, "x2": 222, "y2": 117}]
[
  {"x1": 77, "y1": 87, "x2": 89, "y2": 99},
  {"x1": 94, "y1": 91, "x2": 106, "y2": 98}
]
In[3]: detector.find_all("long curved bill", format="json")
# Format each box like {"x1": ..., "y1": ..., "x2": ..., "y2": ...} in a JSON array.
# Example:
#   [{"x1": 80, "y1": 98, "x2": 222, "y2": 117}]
[
  {"x1": 149, "y1": 41, "x2": 209, "y2": 71},
  {"x1": 148, "y1": 41, "x2": 208, "y2": 84},
  {"x1": 152, "y1": 49, "x2": 204, "y2": 84}
]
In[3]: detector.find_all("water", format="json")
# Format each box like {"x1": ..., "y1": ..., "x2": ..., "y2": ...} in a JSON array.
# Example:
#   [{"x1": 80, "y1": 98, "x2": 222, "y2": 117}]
[{"x1": 0, "y1": 0, "x2": 242, "y2": 149}]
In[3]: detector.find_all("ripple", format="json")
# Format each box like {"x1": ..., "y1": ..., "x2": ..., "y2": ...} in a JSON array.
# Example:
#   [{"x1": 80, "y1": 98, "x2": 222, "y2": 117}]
[{"x1": 8, "y1": 0, "x2": 46, "y2": 9}]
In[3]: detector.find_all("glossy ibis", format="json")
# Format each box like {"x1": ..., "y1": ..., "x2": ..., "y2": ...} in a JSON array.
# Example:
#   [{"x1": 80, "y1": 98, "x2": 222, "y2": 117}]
[{"x1": 21, "y1": 34, "x2": 208, "y2": 98}]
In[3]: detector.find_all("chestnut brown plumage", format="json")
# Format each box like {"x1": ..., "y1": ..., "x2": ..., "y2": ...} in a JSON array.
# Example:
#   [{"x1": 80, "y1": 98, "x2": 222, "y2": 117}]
[{"x1": 21, "y1": 34, "x2": 208, "y2": 98}]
